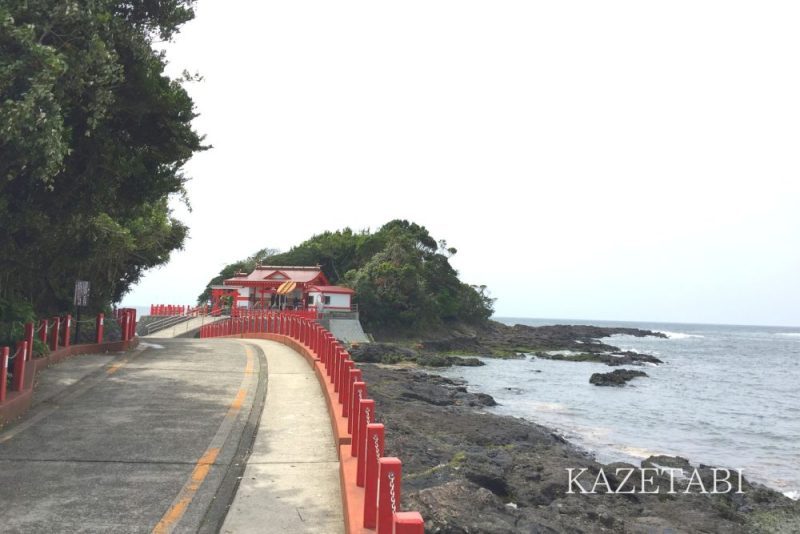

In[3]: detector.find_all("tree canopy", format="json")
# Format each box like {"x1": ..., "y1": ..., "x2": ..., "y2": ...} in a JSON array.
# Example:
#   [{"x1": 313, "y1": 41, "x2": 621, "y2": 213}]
[
  {"x1": 199, "y1": 221, "x2": 495, "y2": 333},
  {"x1": 0, "y1": 0, "x2": 204, "y2": 329}
]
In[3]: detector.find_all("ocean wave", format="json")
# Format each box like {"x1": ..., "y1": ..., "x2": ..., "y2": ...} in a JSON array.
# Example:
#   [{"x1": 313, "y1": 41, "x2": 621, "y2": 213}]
[
  {"x1": 775, "y1": 332, "x2": 800, "y2": 338},
  {"x1": 618, "y1": 445, "x2": 663, "y2": 459},
  {"x1": 658, "y1": 331, "x2": 705, "y2": 340},
  {"x1": 785, "y1": 490, "x2": 799, "y2": 501}
]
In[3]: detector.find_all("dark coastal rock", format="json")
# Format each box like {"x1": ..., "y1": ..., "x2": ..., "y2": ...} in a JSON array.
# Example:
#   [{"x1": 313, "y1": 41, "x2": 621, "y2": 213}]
[
  {"x1": 420, "y1": 335, "x2": 483, "y2": 353},
  {"x1": 348, "y1": 342, "x2": 417, "y2": 364},
  {"x1": 534, "y1": 350, "x2": 663, "y2": 366},
  {"x1": 348, "y1": 342, "x2": 485, "y2": 368},
  {"x1": 590, "y1": 369, "x2": 649, "y2": 386},
  {"x1": 367, "y1": 320, "x2": 665, "y2": 367},
  {"x1": 415, "y1": 353, "x2": 484, "y2": 368},
  {"x1": 462, "y1": 320, "x2": 667, "y2": 362},
  {"x1": 358, "y1": 363, "x2": 800, "y2": 533},
  {"x1": 386, "y1": 369, "x2": 497, "y2": 408}
]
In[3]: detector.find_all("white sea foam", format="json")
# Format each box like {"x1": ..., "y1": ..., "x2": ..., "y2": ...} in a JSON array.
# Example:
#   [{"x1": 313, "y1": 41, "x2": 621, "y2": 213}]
[
  {"x1": 618, "y1": 445, "x2": 663, "y2": 459},
  {"x1": 784, "y1": 490, "x2": 800, "y2": 500},
  {"x1": 775, "y1": 333, "x2": 800, "y2": 338},
  {"x1": 533, "y1": 402, "x2": 570, "y2": 413},
  {"x1": 658, "y1": 331, "x2": 704, "y2": 340}
]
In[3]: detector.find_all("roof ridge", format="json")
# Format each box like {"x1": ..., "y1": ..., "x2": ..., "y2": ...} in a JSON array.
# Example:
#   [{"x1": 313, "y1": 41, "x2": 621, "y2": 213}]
[{"x1": 255, "y1": 264, "x2": 321, "y2": 270}]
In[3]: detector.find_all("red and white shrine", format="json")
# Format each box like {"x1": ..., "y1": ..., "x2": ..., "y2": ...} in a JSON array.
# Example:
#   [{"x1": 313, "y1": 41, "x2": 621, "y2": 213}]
[{"x1": 209, "y1": 265, "x2": 354, "y2": 312}]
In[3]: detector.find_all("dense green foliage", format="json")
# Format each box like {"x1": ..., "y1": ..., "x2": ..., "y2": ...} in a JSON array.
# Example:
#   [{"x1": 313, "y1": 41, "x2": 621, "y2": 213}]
[
  {"x1": 0, "y1": 1, "x2": 204, "y2": 336},
  {"x1": 199, "y1": 221, "x2": 494, "y2": 332}
]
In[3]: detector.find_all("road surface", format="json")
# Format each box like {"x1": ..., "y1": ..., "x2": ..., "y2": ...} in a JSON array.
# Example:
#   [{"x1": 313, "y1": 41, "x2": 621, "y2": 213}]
[{"x1": 0, "y1": 338, "x2": 342, "y2": 533}]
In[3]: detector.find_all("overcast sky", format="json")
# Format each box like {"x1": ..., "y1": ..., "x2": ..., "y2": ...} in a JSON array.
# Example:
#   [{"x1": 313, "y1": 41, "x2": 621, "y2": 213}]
[{"x1": 122, "y1": 1, "x2": 800, "y2": 327}]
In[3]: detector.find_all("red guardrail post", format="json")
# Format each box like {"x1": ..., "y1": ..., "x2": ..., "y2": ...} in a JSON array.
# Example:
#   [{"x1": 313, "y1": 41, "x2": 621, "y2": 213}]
[
  {"x1": 12, "y1": 341, "x2": 28, "y2": 391},
  {"x1": 0, "y1": 347, "x2": 8, "y2": 402},
  {"x1": 63, "y1": 314, "x2": 72, "y2": 348},
  {"x1": 50, "y1": 317, "x2": 60, "y2": 351},
  {"x1": 96, "y1": 313, "x2": 104, "y2": 343},
  {"x1": 394, "y1": 512, "x2": 424, "y2": 534},
  {"x1": 120, "y1": 313, "x2": 129, "y2": 342},
  {"x1": 24, "y1": 322, "x2": 34, "y2": 360},
  {"x1": 339, "y1": 359, "x2": 353, "y2": 406},
  {"x1": 130, "y1": 309, "x2": 137, "y2": 339},
  {"x1": 39, "y1": 319, "x2": 48, "y2": 345},
  {"x1": 349, "y1": 382, "x2": 366, "y2": 437},
  {"x1": 345, "y1": 368, "x2": 362, "y2": 417},
  {"x1": 357, "y1": 399, "x2": 375, "y2": 486},
  {"x1": 363, "y1": 423, "x2": 385, "y2": 528},
  {"x1": 324, "y1": 336, "x2": 331, "y2": 375},
  {"x1": 333, "y1": 348, "x2": 341, "y2": 392},
  {"x1": 377, "y1": 458, "x2": 402, "y2": 534}
]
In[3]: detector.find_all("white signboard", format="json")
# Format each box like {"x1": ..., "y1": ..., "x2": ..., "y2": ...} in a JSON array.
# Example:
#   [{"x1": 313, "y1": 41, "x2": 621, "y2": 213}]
[{"x1": 74, "y1": 280, "x2": 90, "y2": 307}]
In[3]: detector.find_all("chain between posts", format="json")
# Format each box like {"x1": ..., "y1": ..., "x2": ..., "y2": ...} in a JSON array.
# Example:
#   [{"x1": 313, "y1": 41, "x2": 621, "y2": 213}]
[
  {"x1": 7, "y1": 346, "x2": 22, "y2": 361},
  {"x1": 388, "y1": 472, "x2": 397, "y2": 514},
  {"x1": 372, "y1": 433, "x2": 380, "y2": 464},
  {"x1": 365, "y1": 407, "x2": 371, "y2": 425}
]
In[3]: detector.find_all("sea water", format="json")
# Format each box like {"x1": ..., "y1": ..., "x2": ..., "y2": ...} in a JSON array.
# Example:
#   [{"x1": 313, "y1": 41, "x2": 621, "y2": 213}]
[{"x1": 436, "y1": 318, "x2": 800, "y2": 500}]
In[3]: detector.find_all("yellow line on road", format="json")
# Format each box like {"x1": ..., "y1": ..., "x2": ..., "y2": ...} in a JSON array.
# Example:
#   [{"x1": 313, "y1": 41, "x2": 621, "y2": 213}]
[
  {"x1": 151, "y1": 345, "x2": 256, "y2": 534},
  {"x1": 106, "y1": 358, "x2": 129, "y2": 375},
  {"x1": 152, "y1": 448, "x2": 220, "y2": 534}
]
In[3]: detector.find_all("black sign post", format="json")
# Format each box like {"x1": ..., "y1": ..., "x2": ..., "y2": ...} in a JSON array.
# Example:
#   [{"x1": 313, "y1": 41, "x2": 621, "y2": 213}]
[{"x1": 73, "y1": 281, "x2": 90, "y2": 344}]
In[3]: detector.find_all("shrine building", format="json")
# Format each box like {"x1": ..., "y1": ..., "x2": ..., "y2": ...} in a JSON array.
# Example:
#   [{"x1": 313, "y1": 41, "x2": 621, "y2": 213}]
[{"x1": 209, "y1": 265, "x2": 355, "y2": 311}]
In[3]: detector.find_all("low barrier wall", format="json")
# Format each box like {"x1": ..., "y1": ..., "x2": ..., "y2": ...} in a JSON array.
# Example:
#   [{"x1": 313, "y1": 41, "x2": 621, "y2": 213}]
[{"x1": 202, "y1": 314, "x2": 424, "y2": 534}]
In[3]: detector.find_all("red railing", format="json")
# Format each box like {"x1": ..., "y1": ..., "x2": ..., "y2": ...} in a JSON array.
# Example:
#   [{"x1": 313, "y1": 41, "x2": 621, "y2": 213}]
[
  {"x1": 1, "y1": 309, "x2": 137, "y2": 404},
  {"x1": 199, "y1": 312, "x2": 424, "y2": 533},
  {"x1": 150, "y1": 304, "x2": 209, "y2": 317},
  {"x1": 232, "y1": 308, "x2": 317, "y2": 320}
]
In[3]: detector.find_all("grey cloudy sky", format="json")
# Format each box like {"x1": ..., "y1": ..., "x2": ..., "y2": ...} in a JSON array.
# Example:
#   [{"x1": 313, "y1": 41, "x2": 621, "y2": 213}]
[{"x1": 123, "y1": 1, "x2": 800, "y2": 327}]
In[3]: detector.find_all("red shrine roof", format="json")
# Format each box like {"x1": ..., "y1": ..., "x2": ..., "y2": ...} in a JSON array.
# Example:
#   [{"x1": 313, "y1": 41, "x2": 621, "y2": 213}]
[
  {"x1": 224, "y1": 265, "x2": 329, "y2": 286},
  {"x1": 309, "y1": 285, "x2": 355, "y2": 294}
]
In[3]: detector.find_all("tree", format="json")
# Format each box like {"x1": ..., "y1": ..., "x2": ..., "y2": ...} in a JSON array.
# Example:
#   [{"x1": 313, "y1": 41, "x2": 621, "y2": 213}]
[
  {"x1": 0, "y1": 0, "x2": 205, "y2": 335},
  {"x1": 199, "y1": 221, "x2": 495, "y2": 333}
]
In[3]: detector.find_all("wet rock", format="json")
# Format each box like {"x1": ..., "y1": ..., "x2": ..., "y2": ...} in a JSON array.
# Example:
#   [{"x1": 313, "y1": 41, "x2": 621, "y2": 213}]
[
  {"x1": 416, "y1": 353, "x2": 484, "y2": 368},
  {"x1": 349, "y1": 342, "x2": 417, "y2": 364},
  {"x1": 535, "y1": 351, "x2": 663, "y2": 366},
  {"x1": 590, "y1": 369, "x2": 649, "y2": 386}
]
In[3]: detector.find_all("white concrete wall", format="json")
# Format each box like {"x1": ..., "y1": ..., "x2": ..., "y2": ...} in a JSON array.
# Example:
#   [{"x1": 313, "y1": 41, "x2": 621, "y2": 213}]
[
  {"x1": 308, "y1": 292, "x2": 351, "y2": 309},
  {"x1": 328, "y1": 293, "x2": 351, "y2": 309}
]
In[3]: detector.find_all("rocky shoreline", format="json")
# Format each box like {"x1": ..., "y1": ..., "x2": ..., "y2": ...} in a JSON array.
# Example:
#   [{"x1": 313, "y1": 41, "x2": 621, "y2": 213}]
[
  {"x1": 351, "y1": 321, "x2": 668, "y2": 368},
  {"x1": 354, "y1": 322, "x2": 800, "y2": 532},
  {"x1": 363, "y1": 364, "x2": 800, "y2": 533}
]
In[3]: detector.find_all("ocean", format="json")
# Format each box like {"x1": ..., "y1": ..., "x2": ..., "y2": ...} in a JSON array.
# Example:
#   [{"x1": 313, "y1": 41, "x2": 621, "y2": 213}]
[{"x1": 436, "y1": 318, "x2": 800, "y2": 500}]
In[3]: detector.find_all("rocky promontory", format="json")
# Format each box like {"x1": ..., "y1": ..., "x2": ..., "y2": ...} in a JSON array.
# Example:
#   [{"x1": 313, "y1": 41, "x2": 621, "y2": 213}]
[{"x1": 352, "y1": 320, "x2": 667, "y2": 367}]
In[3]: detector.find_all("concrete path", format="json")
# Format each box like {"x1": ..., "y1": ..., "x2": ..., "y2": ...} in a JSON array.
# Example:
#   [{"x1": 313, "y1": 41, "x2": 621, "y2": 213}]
[
  {"x1": 221, "y1": 339, "x2": 343, "y2": 534},
  {"x1": 0, "y1": 339, "x2": 266, "y2": 533},
  {"x1": 143, "y1": 316, "x2": 226, "y2": 339}
]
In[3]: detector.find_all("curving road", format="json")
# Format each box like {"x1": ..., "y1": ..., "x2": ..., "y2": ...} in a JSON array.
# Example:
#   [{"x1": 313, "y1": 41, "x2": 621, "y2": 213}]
[{"x1": 0, "y1": 338, "x2": 342, "y2": 533}]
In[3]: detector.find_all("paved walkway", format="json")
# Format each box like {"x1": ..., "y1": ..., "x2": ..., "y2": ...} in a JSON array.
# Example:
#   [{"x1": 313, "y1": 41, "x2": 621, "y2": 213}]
[
  {"x1": 221, "y1": 339, "x2": 343, "y2": 533},
  {"x1": 0, "y1": 337, "x2": 342, "y2": 533},
  {"x1": 142, "y1": 316, "x2": 226, "y2": 339}
]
